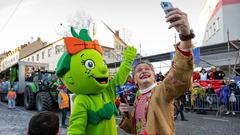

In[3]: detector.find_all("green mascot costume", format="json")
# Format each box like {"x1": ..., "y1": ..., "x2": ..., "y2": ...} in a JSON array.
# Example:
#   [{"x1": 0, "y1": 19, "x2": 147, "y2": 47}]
[{"x1": 57, "y1": 27, "x2": 136, "y2": 135}]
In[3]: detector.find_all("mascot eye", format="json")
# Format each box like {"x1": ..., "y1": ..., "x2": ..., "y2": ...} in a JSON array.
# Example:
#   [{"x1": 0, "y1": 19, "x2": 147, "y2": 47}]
[{"x1": 85, "y1": 60, "x2": 95, "y2": 69}]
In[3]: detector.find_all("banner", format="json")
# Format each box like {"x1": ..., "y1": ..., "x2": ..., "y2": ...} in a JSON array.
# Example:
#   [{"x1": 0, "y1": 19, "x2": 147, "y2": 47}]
[
  {"x1": 193, "y1": 48, "x2": 200, "y2": 66},
  {"x1": 198, "y1": 80, "x2": 223, "y2": 92},
  {"x1": 170, "y1": 47, "x2": 200, "y2": 66}
]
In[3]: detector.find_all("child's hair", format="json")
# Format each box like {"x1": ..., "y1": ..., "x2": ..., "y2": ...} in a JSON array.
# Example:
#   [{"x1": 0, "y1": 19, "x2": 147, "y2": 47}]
[{"x1": 28, "y1": 111, "x2": 59, "y2": 135}]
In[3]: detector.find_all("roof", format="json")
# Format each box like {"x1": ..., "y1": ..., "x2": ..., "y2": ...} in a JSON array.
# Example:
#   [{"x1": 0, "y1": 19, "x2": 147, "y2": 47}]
[{"x1": 19, "y1": 38, "x2": 46, "y2": 59}]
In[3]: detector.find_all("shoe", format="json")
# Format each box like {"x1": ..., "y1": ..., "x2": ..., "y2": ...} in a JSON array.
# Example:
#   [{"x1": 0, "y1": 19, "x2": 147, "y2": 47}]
[
  {"x1": 181, "y1": 119, "x2": 188, "y2": 121},
  {"x1": 225, "y1": 111, "x2": 230, "y2": 115},
  {"x1": 62, "y1": 124, "x2": 68, "y2": 128},
  {"x1": 232, "y1": 112, "x2": 236, "y2": 115},
  {"x1": 174, "y1": 115, "x2": 177, "y2": 120}
]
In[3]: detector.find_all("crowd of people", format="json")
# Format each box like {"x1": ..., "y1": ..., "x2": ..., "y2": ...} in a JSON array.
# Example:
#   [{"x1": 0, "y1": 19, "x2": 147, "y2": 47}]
[
  {"x1": 193, "y1": 66, "x2": 226, "y2": 82},
  {"x1": 187, "y1": 75, "x2": 240, "y2": 116}
]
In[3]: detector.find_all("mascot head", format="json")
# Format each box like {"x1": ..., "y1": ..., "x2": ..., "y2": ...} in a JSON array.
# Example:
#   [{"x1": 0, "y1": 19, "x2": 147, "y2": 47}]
[{"x1": 56, "y1": 27, "x2": 109, "y2": 94}]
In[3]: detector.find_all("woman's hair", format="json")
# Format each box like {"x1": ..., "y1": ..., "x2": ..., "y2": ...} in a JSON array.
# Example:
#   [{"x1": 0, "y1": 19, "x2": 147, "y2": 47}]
[{"x1": 28, "y1": 111, "x2": 59, "y2": 135}]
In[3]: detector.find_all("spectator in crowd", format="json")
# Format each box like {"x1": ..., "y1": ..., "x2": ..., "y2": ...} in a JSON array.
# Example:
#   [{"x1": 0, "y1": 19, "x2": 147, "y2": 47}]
[
  {"x1": 115, "y1": 95, "x2": 121, "y2": 115},
  {"x1": 229, "y1": 79, "x2": 239, "y2": 95},
  {"x1": 155, "y1": 73, "x2": 160, "y2": 82},
  {"x1": 27, "y1": 111, "x2": 59, "y2": 135},
  {"x1": 227, "y1": 79, "x2": 237, "y2": 115},
  {"x1": 205, "y1": 84, "x2": 215, "y2": 109},
  {"x1": 199, "y1": 68, "x2": 208, "y2": 81},
  {"x1": 174, "y1": 95, "x2": 188, "y2": 121},
  {"x1": 192, "y1": 71, "x2": 200, "y2": 82},
  {"x1": 7, "y1": 88, "x2": 16, "y2": 109},
  {"x1": 208, "y1": 66, "x2": 215, "y2": 80},
  {"x1": 116, "y1": 85, "x2": 124, "y2": 97},
  {"x1": 58, "y1": 85, "x2": 69, "y2": 128},
  {"x1": 214, "y1": 67, "x2": 225, "y2": 80},
  {"x1": 190, "y1": 83, "x2": 199, "y2": 111},
  {"x1": 228, "y1": 90, "x2": 237, "y2": 115},
  {"x1": 216, "y1": 82, "x2": 230, "y2": 116},
  {"x1": 195, "y1": 84, "x2": 206, "y2": 114},
  {"x1": 158, "y1": 72, "x2": 165, "y2": 82}
]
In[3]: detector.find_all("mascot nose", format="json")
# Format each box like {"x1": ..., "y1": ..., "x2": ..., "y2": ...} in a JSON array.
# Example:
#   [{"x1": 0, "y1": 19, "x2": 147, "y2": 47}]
[{"x1": 99, "y1": 65, "x2": 107, "y2": 74}]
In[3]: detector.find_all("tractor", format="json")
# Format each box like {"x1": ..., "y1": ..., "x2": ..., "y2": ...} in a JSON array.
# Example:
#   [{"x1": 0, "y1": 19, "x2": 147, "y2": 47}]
[{"x1": 24, "y1": 70, "x2": 60, "y2": 111}]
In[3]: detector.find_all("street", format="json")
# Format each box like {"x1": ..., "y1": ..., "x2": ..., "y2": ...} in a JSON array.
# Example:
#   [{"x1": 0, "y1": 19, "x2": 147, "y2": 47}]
[{"x1": 0, "y1": 102, "x2": 239, "y2": 135}]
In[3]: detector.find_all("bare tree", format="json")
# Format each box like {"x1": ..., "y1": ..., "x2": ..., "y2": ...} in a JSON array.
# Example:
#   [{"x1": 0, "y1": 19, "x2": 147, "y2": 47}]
[{"x1": 56, "y1": 10, "x2": 93, "y2": 37}]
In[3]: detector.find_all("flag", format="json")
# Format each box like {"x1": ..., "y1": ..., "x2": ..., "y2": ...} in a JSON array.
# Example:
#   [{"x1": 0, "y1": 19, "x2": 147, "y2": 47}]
[
  {"x1": 132, "y1": 58, "x2": 137, "y2": 68},
  {"x1": 170, "y1": 51, "x2": 175, "y2": 59},
  {"x1": 170, "y1": 48, "x2": 200, "y2": 66},
  {"x1": 193, "y1": 48, "x2": 200, "y2": 66}
]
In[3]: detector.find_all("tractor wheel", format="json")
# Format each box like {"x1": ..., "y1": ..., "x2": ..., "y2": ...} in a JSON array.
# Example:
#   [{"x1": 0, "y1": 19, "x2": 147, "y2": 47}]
[
  {"x1": 16, "y1": 94, "x2": 24, "y2": 106},
  {"x1": 36, "y1": 92, "x2": 52, "y2": 111},
  {"x1": 24, "y1": 86, "x2": 35, "y2": 110}
]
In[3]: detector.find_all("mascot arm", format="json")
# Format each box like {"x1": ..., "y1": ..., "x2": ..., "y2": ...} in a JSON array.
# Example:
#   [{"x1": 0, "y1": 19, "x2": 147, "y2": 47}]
[
  {"x1": 107, "y1": 46, "x2": 136, "y2": 100},
  {"x1": 68, "y1": 95, "x2": 88, "y2": 135}
]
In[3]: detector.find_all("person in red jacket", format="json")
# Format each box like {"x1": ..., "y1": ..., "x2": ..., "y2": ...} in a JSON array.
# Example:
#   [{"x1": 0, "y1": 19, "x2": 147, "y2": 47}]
[
  {"x1": 192, "y1": 71, "x2": 200, "y2": 82},
  {"x1": 208, "y1": 66, "x2": 215, "y2": 80},
  {"x1": 115, "y1": 96, "x2": 121, "y2": 115}
]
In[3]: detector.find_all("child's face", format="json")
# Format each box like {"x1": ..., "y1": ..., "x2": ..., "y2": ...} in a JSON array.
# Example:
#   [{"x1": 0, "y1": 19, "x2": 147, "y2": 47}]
[{"x1": 134, "y1": 63, "x2": 155, "y2": 87}]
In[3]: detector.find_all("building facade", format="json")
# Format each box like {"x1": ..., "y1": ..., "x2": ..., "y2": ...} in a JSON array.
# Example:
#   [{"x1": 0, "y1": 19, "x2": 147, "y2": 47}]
[
  {"x1": 0, "y1": 48, "x2": 20, "y2": 71},
  {"x1": 198, "y1": 0, "x2": 240, "y2": 76},
  {"x1": 20, "y1": 38, "x2": 115, "y2": 71},
  {"x1": 20, "y1": 38, "x2": 65, "y2": 71},
  {"x1": 200, "y1": 0, "x2": 240, "y2": 46}
]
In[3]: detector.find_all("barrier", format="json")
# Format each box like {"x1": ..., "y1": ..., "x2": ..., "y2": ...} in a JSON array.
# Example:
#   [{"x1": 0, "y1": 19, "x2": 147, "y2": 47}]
[{"x1": 185, "y1": 94, "x2": 240, "y2": 113}]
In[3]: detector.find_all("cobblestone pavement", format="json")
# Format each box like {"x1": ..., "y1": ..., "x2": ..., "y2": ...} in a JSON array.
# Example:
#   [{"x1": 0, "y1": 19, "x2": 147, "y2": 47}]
[
  {"x1": 0, "y1": 102, "x2": 239, "y2": 135},
  {"x1": 0, "y1": 102, "x2": 67, "y2": 135}
]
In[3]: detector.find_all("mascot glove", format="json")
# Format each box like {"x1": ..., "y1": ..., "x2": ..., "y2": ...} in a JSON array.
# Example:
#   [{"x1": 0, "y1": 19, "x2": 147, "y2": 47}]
[
  {"x1": 123, "y1": 46, "x2": 137, "y2": 64},
  {"x1": 97, "y1": 102, "x2": 115, "y2": 120},
  {"x1": 87, "y1": 102, "x2": 118, "y2": 124},
  {"x1": 87, "y1": 110, "x2": 101, "y2": 124}
]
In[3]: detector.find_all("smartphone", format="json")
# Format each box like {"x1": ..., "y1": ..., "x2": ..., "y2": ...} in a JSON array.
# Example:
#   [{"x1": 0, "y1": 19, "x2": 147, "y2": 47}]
[{"x1": 160, "y1": 1, "x2": 174, "y2": 14}]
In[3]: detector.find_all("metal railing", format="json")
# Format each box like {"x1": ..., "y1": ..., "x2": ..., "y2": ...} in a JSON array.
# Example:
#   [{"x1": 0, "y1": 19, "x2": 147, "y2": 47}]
[{"x1": 184, "y1": 94, "x2": 240, "y2": 113}]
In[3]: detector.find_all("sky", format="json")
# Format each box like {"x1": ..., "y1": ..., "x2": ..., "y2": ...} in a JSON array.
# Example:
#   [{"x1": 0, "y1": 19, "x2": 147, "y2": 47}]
[{"x1": 0, "y1": 0, "x2": 207, "y2": 56}]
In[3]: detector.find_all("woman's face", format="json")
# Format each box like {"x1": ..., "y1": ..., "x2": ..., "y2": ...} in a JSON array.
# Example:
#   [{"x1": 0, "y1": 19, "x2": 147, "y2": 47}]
[{"x1": 134, "y1": 63, "x2": 155, "y2": 87}]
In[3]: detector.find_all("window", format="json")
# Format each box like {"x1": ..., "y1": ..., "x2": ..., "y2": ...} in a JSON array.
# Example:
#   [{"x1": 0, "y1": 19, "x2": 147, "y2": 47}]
[
  {"x1": 42, "y1": 51, "x2": 45, "y2": 59},
  {"x1": 216, "y1": 17, "x2": 220, "y2": 31},
  {"x1": 27, "y1": 58, "x2": 30, "y2": 61},
  {"x1": 209, "y1": 26, "x2": 212, "y2": 37},
  {"x1": 36, "y1": 54, "x2": 39, "y2": 61},
  {"x1": 206, "y1": 30, "x2": 209, "y2": 41},
  {"x1": 213, "y1": 22, "x2": 216, "y2": 33},
  {"x1": 48, "y1": 48, "x2": 52, "y2": 57},
  {"x1": 32, "y1": 56, "x2": 34, "y2": 62},
  {"x1": 55, "y1": 45, "x2": 61, "y2": 54}
]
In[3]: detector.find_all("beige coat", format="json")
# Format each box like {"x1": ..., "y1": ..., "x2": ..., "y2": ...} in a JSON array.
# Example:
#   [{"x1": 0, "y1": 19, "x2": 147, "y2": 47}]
[
  {"x1": 120, "y1": 45, "x2": 193, "y2": 135},
  {"x1": 146, "y1": 46, "x2": 193, "y2": 135}
]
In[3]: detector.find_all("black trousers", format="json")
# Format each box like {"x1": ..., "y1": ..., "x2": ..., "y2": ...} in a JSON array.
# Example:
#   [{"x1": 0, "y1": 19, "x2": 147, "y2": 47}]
[
  {"x1": 60, "y1": 108, "x2": 68, "y2": 125},
  {"x1": 176, "y1": 104, "x2": 185, "y2": 120}
]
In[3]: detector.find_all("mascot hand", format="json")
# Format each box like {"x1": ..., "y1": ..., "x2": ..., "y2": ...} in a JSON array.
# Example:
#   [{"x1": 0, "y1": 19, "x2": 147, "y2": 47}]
[
  {"x1": 123, "y1": 46, "x2": 137, "y2": 63},
  {"x1": 97, "y1": 102, "x2": 115, "y2": 120},
  {"x1": 88, "y1": 110, "x2": 101, "y2": 124},
  {"x1": 88, "y1": 102, "x2": 117, "y2": 124}
]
